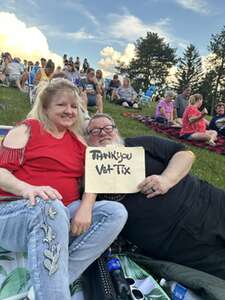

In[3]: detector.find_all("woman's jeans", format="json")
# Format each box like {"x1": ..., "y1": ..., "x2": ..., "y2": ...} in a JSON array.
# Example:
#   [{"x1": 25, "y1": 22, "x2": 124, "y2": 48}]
[{"x1": 0, "y1": 198, "x2": 128, "y2": 300}]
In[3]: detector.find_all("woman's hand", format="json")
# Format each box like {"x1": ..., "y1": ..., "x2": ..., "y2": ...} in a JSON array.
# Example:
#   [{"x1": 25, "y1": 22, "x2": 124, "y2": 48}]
[
  {"x1": 138, "y1": 175, "x2": 172, "y2": 199},
  {"x1": 21, "y1": 184, "x2": 62, "y2": 205},
  {"x1": 70, "y1": 205, "x2": 92, "y2": 236}
]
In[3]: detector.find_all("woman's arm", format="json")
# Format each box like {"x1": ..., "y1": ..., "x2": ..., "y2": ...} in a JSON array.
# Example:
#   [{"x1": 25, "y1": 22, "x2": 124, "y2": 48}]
[
  {"x1": 0, "y1": 125, "x2": 62, "y2": 204},
  {"x1": 189, "y1": 108, "x2": 207, "y2": 124},
  {"x1": 138, "y1": 150, "x2": 195, "y2": 198},
  {"x1": 70, "y1": 192, "x2": 97, "y2": 236}
]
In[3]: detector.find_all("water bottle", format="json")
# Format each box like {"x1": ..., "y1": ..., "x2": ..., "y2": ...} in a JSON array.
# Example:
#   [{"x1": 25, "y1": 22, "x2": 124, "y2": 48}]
[
  {"x1": 160, "y1": 279, "x2": 202, "y2": 300},
  {"x1": 107, "y1": 257, "x2": 132, "y2": 300}
]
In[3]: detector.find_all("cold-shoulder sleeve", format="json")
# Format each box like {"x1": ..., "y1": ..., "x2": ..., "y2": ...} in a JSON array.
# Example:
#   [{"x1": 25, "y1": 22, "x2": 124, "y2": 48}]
[{"x1": 0, "y1": 119, "x2": 35, "y2": 171}]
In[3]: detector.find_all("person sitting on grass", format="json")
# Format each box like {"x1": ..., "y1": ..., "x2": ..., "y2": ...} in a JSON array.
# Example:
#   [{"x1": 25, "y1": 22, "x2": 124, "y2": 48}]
[
  {"x1": 0, "y1": 79, "x2": 127, "y2": 300},
  {"x1": 35, "y1": 59, "x2": 55, "y2": 84},
  {"x1": 209, "y1": 102, "x2": 225, "y2": 137},
  {"x1": 180, "y1": 94, "x2": 217, "y2": 146},
  {"x1": 107, "y1": 74, "x2": 121, "y2": 100},
  {"x1": 112, "y1": 78, "x2": 139, "y2": 109},
  {"x1": 155, "y1": 90, "x2": 181, "y2": 127},
  {"x1": 79, "y1": 68, "x2": 103, "y2": 113},
  {"x1": 86, "y1": 113, "x2": 225, "y2": 281}
]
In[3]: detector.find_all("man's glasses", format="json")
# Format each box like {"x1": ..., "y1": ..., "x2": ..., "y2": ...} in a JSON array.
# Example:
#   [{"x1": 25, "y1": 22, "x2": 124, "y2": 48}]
[{"x1": 88, "y1": 124, "x2": 116, "y2": 136}]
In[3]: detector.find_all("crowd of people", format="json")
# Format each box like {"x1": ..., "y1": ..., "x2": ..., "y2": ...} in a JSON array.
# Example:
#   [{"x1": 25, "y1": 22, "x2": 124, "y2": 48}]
[{"x1": 0, "y1": 51, "x2": 225, "y2": 299}]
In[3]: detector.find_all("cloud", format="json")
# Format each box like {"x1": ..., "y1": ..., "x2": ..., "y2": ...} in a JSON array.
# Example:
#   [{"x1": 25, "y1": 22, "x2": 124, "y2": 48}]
[
  {"x1": 66, "y1": 28, "x2": 95, "y2": 40},
  {"x1": 98, "y1": 43, "x2": 136, "y2": 77},
  {"x1": 0, "y1": 11, "x2": 62, "y2": 66},
  {"x1": 175, "y1": 0, "x2": 210, "y2": 15},
  {"x1": 108, "y1": 14, "x2": 172, "y2": 42},
  {"x1": 64, "y1": 0, "x2": 99, "y2": 26}
]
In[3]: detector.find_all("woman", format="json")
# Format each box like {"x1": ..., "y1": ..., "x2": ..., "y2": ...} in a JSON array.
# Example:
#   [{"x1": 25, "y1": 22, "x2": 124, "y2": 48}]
[
  {"x1": 0, "y1": 79, "x2": 127, "y2": 300},
  {"x1": 35, "y1": 59, "x2": 55, "y2": 84},
  {"x1": 180, "y1": 94, "x2": 217, "y2": 146},
  {"x1": 155, "y1": 90, "x2": 181, "y2": 126},
  {"x1": 112, "y1": 78, "x2": 139, "y2": 108},
  {"x1": 96, "y1": 69, "x2": 105, "y2": 97}
]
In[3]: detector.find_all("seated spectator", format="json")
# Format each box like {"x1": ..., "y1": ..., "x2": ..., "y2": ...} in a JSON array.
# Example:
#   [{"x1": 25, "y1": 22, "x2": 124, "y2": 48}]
[
  {"x1": 180, "y1": 94, "x2": 217, "y2": 146},
  {"x1": 35, "y1": 59, "x2": 55, "y2": 84},
  {"x1": 209, "y1": 102, "x2": 225, "y2": 137},
  {"x1": 0, "y1": 80, "x2": 127, "y2": 299},
  {"x1": 2, "y1": 55, "x2": 26, "y2": 91},
  {"x1": 107, "y1": 74, "x2": 121, "y2": 99},
  {"x1": 64, "y1": 63, "x2": 81, "y2": 86},
  {"x1": 79, "y1": 68, "x2": 103, "y2": 113},
  {"x1": 86, "y1": 113, "x2": 225, "y2": 281},
  {"x1": 96, "y1": 69, "x2": 105, "y2": 97},
  {"x1": 155, "y1": 90, "x2": 181, "y2": 126},
  {"x1": 112, "y1": 78, "x2": 139, "y2": 108}
]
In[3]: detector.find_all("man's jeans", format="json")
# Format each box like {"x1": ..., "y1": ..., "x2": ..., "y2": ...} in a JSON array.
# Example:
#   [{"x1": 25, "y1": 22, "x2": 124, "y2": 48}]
[{"x1": 0, "y1": 198, "x2": 128, "y2": 300}]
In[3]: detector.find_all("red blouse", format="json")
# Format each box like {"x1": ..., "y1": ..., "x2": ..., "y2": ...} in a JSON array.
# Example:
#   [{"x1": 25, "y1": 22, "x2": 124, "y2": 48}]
[
  {"x1": 0, "y1": 119, "x2": 86, "y2": 206},
  {"x1": 180, "y1": 105, "x2": 206, "y2": 136}
]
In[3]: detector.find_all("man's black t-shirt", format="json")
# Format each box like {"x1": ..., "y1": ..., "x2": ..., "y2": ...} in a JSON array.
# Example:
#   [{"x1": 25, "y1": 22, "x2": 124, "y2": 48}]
[{"x1": 120, "y1": 136, "x2": 225, "y2": 260}]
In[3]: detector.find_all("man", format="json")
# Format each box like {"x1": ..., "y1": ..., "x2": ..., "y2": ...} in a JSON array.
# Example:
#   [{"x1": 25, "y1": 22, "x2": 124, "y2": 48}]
[
  {"x1": 107, "y1": 74, "x2": 121, "y2": 100},
  {"x1": 86, "y1": 113, "x2": 225, "y2": 280},
  {"x1": 209, "y1": 102, "x2": 225, "y2": 137},
  {"x1": 79, "y1": 68, "x2": 103, "y2": 113},
  {"x1": 175, "y1": 86, "x2": 192, "y2": 118}
]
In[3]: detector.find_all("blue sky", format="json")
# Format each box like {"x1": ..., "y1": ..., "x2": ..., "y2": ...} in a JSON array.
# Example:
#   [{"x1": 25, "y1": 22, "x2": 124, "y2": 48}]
[{"x1": 0, "y1": 0, "x2": 224, "y2": 75}]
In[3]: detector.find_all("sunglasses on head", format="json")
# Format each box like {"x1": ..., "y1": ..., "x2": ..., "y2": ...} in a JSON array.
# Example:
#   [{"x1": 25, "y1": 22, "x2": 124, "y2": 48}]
[{"x1": 125, "y1": 278, "x2": 144, "y2": 300}]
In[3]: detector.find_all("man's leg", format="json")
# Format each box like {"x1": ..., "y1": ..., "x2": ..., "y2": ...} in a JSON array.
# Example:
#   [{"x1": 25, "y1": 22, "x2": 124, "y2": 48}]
[
  {"x1": 67, "y1": 200, "x2": 127, "y2": 282},
  {"x1": 0, "y1": 199, "x2": 71, "y2": 300}
]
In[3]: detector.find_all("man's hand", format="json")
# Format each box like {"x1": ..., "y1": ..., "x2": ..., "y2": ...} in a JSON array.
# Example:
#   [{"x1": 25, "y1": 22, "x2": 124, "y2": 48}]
[
  {"x1": 138, "y1": 175, "x2": 172, "y2": 198},
  {"x1": 70, "y1": 205, "x2": 92, "y2": 236},
  {"x1": 21, "y1": 185, "x2": 62, "y2": 205}
]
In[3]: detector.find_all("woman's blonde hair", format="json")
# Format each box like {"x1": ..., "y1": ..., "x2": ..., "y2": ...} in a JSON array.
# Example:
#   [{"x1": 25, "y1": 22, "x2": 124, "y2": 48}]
[
  {"x1": 189, "y1": 93, "x2": 203, "y2": 105},
  {"x1": 27, "y1": 78, "x2": 83, "y2": 135}
]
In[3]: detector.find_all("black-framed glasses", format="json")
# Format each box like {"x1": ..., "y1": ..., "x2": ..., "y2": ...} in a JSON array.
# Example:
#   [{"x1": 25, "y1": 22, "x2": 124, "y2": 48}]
[{"x1": 88, "y1": 124, "x2": 116, "y2": 136}]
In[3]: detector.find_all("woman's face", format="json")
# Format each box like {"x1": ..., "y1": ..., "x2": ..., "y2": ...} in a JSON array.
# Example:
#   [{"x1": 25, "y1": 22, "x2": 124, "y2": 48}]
[
  {"x1": 165, "y1": 95, "x2": 173, "y2": 102},
  {"x1": 45, "y1": 90, "x2": 78, "y2": 132},
  {"x1": 196, "y1": 98, "x2": 203, "y2": 108},
  {"x1": 123, "y1": 79, "x2": 129, "y2": 87}
]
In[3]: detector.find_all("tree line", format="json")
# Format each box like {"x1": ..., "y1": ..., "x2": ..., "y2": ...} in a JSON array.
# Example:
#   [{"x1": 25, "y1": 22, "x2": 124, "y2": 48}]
[{"x1": 116, "y1": 26, "x2": 225, "y2": 114}]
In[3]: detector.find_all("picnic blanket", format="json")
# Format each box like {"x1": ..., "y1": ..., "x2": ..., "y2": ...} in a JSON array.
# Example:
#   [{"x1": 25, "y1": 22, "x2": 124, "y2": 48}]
[{"x1": 122, "y1": 112, "x2": 225, "y2": 155}]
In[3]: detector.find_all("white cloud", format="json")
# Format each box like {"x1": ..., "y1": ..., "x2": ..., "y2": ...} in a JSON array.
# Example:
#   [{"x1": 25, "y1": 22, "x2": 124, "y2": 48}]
[
  {"x1": 66, "y1": 29, "x2": 95, "y2": 40},
  {"x1": 109, "y1": 14, "x2": 172, "y2": 42},
  {"x1": 64, "y1": 0, "x2": 99, "y2": 26},
  {"x1": 98, "y1": 43, "x2": 136, "y2": 78},
  {"x1": 175, "y1": 0, "x2": 210, "y2": 15},
  {"x1": 0, "y1": 11, "x2": 62, "y2": 66}
]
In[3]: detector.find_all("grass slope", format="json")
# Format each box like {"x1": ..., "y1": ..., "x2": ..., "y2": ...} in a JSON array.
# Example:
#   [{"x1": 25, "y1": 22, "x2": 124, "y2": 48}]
[{"x1": 1, "y1": 87, "x2": 225, "y2": 190}]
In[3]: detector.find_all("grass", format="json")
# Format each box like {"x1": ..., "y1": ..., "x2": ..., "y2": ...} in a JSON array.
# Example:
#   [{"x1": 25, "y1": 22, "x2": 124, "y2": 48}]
[{"x1": 1, "y1": 87, "x2": 225, "y2": 190}]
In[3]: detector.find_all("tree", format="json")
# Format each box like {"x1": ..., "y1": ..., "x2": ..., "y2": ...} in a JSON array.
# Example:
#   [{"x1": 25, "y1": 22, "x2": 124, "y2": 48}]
[
  {"x1": 174, "y1": 44, "x2": 203, "y2": 93},
  {"x1": 116, "y1": 32, "x2": 176, "y2": 91},
  {"x1": 207, "y1": 26, "x2": 225, "y2": 114}
]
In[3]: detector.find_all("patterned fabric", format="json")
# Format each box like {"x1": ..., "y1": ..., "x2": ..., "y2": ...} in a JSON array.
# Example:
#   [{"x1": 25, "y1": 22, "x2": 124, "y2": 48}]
[{"x1": 122, "y1": 112, "x2": 225, "y2": 155}]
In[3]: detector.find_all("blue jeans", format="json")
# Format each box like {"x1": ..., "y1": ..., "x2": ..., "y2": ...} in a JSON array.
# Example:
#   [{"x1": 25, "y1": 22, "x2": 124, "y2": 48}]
[{"x1": 0, "y1": 198, "x2": 127, "y2": 300}]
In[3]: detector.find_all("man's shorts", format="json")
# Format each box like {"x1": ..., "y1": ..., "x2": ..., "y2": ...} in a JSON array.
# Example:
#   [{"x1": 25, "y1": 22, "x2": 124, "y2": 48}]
[{"x1": 87, "y1": 95, "x2": 96, "y2": 106}]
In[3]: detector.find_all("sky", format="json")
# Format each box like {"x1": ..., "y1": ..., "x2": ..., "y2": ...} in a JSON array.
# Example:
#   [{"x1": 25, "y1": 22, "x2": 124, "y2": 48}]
[{"x1": 0, "y1": 0, "x2": 224, "y2": 77}]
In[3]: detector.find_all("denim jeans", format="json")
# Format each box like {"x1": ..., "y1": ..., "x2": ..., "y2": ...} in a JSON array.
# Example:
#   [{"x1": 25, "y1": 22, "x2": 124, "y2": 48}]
[{"x1": 0, "y1": 198, "x2": 127, "y2": 300}]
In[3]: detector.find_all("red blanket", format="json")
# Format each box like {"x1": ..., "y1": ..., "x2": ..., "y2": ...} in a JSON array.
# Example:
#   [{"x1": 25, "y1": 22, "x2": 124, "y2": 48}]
[{"x1": 122, "y1": 112, "x2": 225, "y2": 155}]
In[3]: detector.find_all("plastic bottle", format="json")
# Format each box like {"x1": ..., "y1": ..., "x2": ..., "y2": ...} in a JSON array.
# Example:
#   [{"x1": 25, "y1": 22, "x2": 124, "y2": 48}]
[
  {"x1": 107, "y1": 257, "x2": 132, "y2": 300},
  {"x1": 160, "y1": 279, "x2": 202, "y2": 300}
]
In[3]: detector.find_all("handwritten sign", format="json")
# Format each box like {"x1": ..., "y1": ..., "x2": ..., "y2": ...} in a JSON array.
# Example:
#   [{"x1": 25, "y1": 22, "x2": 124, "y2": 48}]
[{"x1": 85, "y1": 146, "x2": 145, "y2": 193}]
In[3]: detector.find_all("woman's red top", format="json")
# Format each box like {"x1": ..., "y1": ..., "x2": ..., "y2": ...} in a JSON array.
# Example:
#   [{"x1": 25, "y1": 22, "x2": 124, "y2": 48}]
[
  {"x1": 180, "y1": 105, "x2": 206, "y2": 136},
  {"x1": 0, "y1": 119, "x2": 86, "y2": 206}
]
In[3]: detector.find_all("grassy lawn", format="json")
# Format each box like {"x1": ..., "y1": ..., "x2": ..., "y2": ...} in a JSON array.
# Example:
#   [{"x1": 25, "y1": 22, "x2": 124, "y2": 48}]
[{"x1": 1, "y1": 87, "x2": 225, "y2": 190}]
